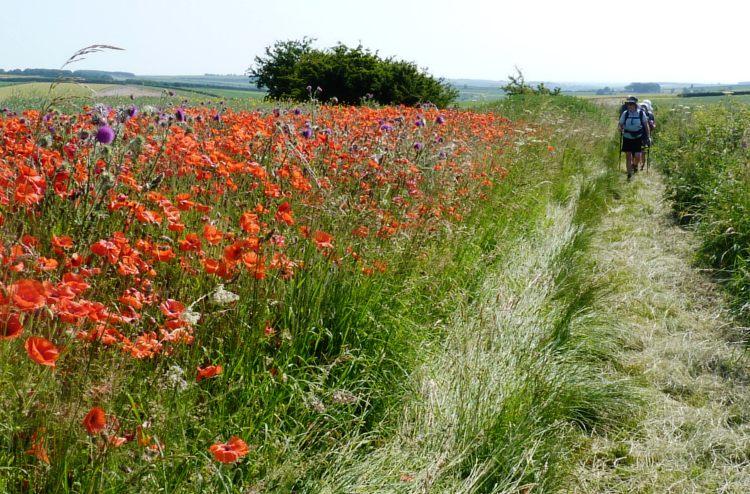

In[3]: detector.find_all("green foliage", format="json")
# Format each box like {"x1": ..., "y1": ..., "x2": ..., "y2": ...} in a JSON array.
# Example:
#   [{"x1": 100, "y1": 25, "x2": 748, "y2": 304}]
[
  {"x1": 657, "y1": 101, "x2": 750, "y2": 320},
  {"x1": 248, "y1": 38, "x2": 458, "y2": 107},
  {"x1": 501, "y1": 69, "x2": 561, "y2": 97},
  {"x1": 625, "y1": 82, "x2": 661, "y2": 93}
]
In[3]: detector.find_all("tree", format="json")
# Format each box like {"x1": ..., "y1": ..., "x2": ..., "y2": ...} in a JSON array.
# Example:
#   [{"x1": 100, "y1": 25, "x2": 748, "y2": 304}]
[
  {"x1": 501, "y1": 69, "x2": 561, "y2": 97},
  {"x1": 624, "y1": 82, "x2": 661, "y2": 93},
  {"x1": 248, "y1": 39, "x2": 458, "y2": 108}
]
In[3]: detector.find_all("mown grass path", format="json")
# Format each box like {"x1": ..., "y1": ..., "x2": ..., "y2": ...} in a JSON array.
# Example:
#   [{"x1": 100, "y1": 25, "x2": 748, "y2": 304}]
[{"x1": 565, "y1": 170, "x2": 750, "y2": 493}]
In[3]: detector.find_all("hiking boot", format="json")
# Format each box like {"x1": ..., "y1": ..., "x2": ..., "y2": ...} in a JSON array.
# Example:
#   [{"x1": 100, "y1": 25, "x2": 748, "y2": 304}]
[{"x1": 627, "y1": 173, "x2": 632, "y2": 180}]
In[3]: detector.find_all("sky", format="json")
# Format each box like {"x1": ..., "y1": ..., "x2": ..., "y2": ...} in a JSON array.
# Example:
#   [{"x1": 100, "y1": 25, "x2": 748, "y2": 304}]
[{"x1": 2, "y1": 0, "x2": 748, "y2": 85}]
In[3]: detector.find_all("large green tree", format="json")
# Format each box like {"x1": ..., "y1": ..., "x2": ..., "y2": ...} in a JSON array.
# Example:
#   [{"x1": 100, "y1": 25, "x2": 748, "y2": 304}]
[{"x1": 248, "y1": 38, "x2": 458, "y2": 108}]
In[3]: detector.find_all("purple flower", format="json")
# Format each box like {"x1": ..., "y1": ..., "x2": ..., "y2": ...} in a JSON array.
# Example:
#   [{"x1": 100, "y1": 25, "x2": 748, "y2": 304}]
[
  {"x1": 294, "y1": 108, "x2": 302, "y2": 115},
  {"x1": 413, "y1": 142, "x2": 423, "y2": 151},
  {"x1": 743, "y1": 140, "x2": 748, "y2": 150},
  {"x1": 331, "y1": 97, "x2": 339, "y2": 105},
  {"x1": 316, "y1": 87, "x2": 322, "y2": 93},
  {"x1": 213, "y1": 113, "x2": 221, "y2": 122},
  {"x1": 380, "y1": 124, "x2": 393, "y2": 131},
  {"x1": 96, "y1": 126, "x2": 116, "y2": 145},
  {"x1": 168, "y1": 91, "x2": 175, "y2": 97},
  {"x1": 306, "y1": 85, "x2": 312, "y2": 91},
  {"x1": 436, "y1": 115, "x2": 445, "y2": 124},
  {"x1": 127, "y1": 105, "x2": 138, "y2": 118},
  {"x1": 175, "y1": 108, "x2": 186, "y2": 122},
  {"x1": 300, "y1": 128, "x2": 313, "y2": 139}
]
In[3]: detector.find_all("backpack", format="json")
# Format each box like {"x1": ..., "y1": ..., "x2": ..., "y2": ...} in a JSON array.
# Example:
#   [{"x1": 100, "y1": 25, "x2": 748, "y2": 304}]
[{"x1": 621, "y1": 108, "x2": 647, "y2": 138}]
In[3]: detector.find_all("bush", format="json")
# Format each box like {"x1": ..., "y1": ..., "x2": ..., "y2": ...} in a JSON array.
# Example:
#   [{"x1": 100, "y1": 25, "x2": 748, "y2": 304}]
[{"x1": 248, "y1": 38, "x2": 458, "y2": 108}]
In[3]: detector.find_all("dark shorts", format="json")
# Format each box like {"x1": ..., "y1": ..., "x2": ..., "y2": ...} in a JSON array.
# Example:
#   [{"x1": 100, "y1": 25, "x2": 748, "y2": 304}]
[{"x1": 622, "y1": 136, "x2": 642, "y2": 154}]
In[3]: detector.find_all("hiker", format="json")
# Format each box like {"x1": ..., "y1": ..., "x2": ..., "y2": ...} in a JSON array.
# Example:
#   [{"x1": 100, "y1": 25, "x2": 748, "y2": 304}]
[
  {"x1": 619, "y1": 96, "x2": 650, "y2": 179},
  {"x1": 637, "y1": 100, "x2": 656, "y2": 171}
]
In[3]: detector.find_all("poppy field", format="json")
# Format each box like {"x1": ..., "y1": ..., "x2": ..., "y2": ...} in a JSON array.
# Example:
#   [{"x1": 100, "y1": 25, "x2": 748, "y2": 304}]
[{"x1": 0, "y1": 92, "x2": 615, "y2": 492}]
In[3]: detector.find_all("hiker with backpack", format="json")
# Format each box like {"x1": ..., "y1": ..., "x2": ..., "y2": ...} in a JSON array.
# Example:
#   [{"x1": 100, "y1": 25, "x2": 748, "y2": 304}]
[
  {"x1": 638, "y1": 100, "x2": 656, "y2": 171},
  {"x1": 619, "y1": 96, "x2": 651, "y2": 179}
]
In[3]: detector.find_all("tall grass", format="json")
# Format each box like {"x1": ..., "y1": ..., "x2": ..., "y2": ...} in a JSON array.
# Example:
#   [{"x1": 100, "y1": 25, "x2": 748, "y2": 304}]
[
  {"x1": 656, "y1": 99, "x2": 750, "y2": 321},
  {"x1": 0, "y1": 90, "x2": 628, "y2": 492}
]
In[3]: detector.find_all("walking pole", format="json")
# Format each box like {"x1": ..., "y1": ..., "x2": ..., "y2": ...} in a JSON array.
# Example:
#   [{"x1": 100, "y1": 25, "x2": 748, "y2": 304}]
[
  {"x1": 647, "y1": 142, "x2": 651, "y2": 174},
  {"x1": 618, "y1": 132, "x2": 623, "y2": 171}
]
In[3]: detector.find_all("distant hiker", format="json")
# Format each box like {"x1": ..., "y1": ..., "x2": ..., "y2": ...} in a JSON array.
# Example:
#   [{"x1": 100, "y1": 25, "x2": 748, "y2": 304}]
[
  {"x1": 639, "y1": 99, "x2": 656, "y2": 171},
  {"x1": 619, "y1": 96, "x2": 651, "y2": 179}
]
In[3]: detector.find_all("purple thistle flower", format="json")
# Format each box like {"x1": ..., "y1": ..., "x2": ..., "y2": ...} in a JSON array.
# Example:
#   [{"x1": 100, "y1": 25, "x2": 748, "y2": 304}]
[
  {"x1": 213, "y1": 113, "x2": 221, "y2": 122},
  {"x1": 436, "y1": 115, "x2": 446, "y2": 124},
  {"x1": 306, "y1": 85, "x2": 312, "y2": 91},
  {"x1": 316, "y1": 87, "x2": 322, "y2": 93},
  {"x1": 413, "y1": 142, "x2": 423, "y2": 151},
  {"x1": 743, "y1": 140, "x2": 748, "y2": 150},
  {"x1": 380, "y1": 124, "x2": 393, "y2": 131},
  {"x1": 127, "y1": 105, "x2": 138, "y2": 118},
  {"x1": 96, "y1": 126, "x2": 116, "y2": 145},
  {"x1": 168, "y1": 91, "x2": 175, "y2": 97},
  {"x1": 331, "y1": 97, "x2": 339, "y2": 105},
  {"x1": 294, "y1": 108, "x2": 302, "y2": 115},
  {"x1": 300, "y1": 128, "x2": 313, "y2": 139},
  {"x1": 175, "y1": 107, "x2": 186, "y2": 122}
]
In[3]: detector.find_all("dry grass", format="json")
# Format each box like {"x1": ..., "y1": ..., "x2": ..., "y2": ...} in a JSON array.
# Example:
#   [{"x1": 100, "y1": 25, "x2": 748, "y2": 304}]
[{"x1": 563, "y1": 171, "x2": 750, "y2": 493}]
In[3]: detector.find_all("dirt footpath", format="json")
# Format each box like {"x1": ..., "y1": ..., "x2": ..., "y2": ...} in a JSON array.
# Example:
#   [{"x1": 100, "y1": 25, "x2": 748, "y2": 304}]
[{"x1": 564, "y1": 171, "x2": 750, "y2": 493}]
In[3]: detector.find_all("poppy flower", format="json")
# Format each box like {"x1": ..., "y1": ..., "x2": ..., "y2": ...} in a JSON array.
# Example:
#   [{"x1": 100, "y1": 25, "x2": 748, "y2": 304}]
[
  {"x1": 159, "y1": 299, "x2": 185, "y2": 320},
  {"x1": 275, "y1": 202, "x2": 294, "y2": 226},
  {"x1": 25, "y1": 336, "x2": 60, "y2": 367},
  {"x1": 0, "y1": 310, "x2": 23, "y2": 339},
  {"x1": 196, "y1": 364, "x2": 223, "y2": 381},
  {"x1": 203, "y1": 224, "x2": 223, "y2": 245},
  {"x1": 208, "y1": 436, "x2": 249, "y2": 463},
  {"x1": 313, "y1": 231, "x2": 334, "y2": 250},
  {"x1": 25, "y1": 428, "x2": 50, "y2": 463},
  {"x1": 82, "y1": 406, "x2": 106, "y2": 434},
  {"x1": 10, "y1": 279, "x2": 47, "y2": 312}
]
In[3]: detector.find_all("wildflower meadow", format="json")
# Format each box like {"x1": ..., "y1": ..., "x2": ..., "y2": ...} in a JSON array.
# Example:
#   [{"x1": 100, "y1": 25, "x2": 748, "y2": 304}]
[{"x1": 0, "y1": 83, "x2": 628, "y2": 493}]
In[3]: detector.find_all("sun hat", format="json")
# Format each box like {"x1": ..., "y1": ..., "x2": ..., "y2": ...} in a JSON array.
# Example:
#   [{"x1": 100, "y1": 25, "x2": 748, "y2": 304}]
[
  {"x1": 641, "y1": 99, "x2": 653, "y2": 112},
  {"x1": 626, "y1": 96, "x2": 639, "y2": 104}
]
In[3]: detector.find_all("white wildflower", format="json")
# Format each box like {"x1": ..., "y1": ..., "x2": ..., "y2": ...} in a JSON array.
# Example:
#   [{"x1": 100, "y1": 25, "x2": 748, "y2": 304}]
[
  {"x1": 211, "y1": 284, "x2": 240, "y2": 305},
  {"x1": 165, "y1": 365, "x2": 188, "y2": 393},
  {"x1": 181, "y1": 310, "x2": 201, "y2": 325}
]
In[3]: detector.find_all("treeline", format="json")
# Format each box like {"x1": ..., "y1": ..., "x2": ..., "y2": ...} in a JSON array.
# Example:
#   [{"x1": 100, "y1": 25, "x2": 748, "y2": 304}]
[{"x1": 0, "y1": 68, "x2": 135, "y2": 80}]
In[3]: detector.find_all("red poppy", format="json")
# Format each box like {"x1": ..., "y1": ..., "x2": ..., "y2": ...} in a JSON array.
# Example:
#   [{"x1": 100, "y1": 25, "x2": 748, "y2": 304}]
[
  {"x1": 196, "y1": 364, "x2": 223, "y2": 381},
  {"x1": 159, "y1": 299, "x2": 185, "y2": 320},
  {"x1": 25, "y1": 336, "x2": 61, "y2": 367},
  {"x1": 313, "y1": 231, "x2": 334, "y2": 250},
  {"x1": 239, "y1": 211, "x2": 261, "y2": 234},
  {"x1": 10, "y1": 279, "x2": 47, "y2": 312},
  {"x1": 82, "y1": 406, "x2": 106, "y2": 434},
  {"x1": 35, "y1": 257, "x2": 59, "y2": 272},
  {"x1": 203, "y1": 224, "x2": 223, "y2": 245},
  {"x1": 208, "y1": 436, "x2": 249, "y2": 463},
  {"x1": 275, "y1": 202, "x2": 294, "y2": 226},
  {"x1": 25, "y1": 428, "x2": 50, "y2": 463},
  {"x1": 0, "y1": 310, "x2": 23, "y2": 339}
]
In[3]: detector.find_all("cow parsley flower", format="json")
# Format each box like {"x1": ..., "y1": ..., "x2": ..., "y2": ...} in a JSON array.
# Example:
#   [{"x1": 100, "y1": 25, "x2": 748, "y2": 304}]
[{"x1": 211, "y1": 284, "x2": 239, "y2": 305}]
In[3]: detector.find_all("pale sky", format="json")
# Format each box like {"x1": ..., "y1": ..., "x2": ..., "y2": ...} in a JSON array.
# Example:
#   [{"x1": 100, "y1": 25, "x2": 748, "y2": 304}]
[{"x1": 2, "y1": 0, "x2": 748, "y2": 85}]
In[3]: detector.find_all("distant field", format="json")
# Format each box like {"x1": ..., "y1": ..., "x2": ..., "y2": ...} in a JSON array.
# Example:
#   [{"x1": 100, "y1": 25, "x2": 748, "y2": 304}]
[{"x1": 0, "y1": 82, "x2": 115, "y2": 99}]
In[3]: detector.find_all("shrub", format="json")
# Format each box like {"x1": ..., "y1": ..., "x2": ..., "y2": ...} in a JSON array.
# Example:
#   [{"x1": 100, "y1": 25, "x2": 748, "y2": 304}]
[{"x1": 248, "y1": 38, "x2": 458, "y2": 107}]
